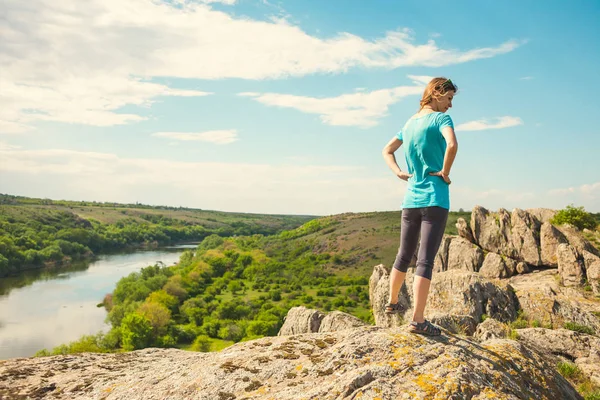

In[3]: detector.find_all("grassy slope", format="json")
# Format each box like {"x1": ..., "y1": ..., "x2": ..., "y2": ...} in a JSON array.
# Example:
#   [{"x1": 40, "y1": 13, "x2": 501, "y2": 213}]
[
  {"x1": 198, "y1": 211, "x2": 470, "y2": 325},
  {"x1": 270, "y1": 210, "x2": 471, "y2": 278},
  {"x1": 0, "y1": 195, "x2": 317, "y2": 231}
]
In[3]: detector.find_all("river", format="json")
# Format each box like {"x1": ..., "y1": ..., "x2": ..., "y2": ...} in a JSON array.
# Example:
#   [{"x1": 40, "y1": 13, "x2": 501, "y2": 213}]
[{"x1": 0, "y1": 245, "x2": 196, "y2": 360}]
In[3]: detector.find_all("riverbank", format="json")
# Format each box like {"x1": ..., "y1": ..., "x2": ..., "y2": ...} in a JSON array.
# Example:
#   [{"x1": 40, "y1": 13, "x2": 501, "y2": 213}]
[
  {"x1": 0, "y1": 246, "x2": 193, "y2": 359},
  {"x1": 0, "y1": 240, "x2": 200, "y2": 279}
]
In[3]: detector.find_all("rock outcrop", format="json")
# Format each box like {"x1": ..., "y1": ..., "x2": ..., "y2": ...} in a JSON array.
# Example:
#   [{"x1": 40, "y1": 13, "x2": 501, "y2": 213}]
[
  {"x1": 369, "y1": 265, "x2": 518, "y2": 330},
  {"x1": 526, "y1": 208, "x2": 557, "y2": 224},
  {"x1": 557, "y1": 224, "x2": 600, "y2": 257},
  {"x1": 470, "y1": 206, "x2": 517, "y2": 259},
  {"x1": 0, "y1": 326, "x2": 584, "y2": 400},
  {"x1": 510, "y1": 208, "x2": 542, "y2": 266},
  {"x1": 278, "y1": 307, "x2": 367, "y2": 335},
  {"x1": 557, "y1": 243, "x2": 586, "y2": 287},
  {"x1": 447, "y1": 237, "x2": 484, "y2": 272},
  {"x1": 540, "y1": 221, "x2": 568, "y2": 267},
  {"x1": 455, "y1": 217, "x2": 474, "y2": 243},
  {"x1": 277, "y1": 306, "x2": 324, "y2": 336},
  {"x1": 473, "y1": 318, "x2": 509, "y2": 342},
  {"x1": 452, "y1": 205, "x2": 599, "y2": 290},
  {"x1": 582, "y1": 250, "x2": 600, "y2": 294},
  {"x1": 507, "y1": 269, "x2": 600, "y2": 333},
  {"x1": 479, "y1": 252, "x2": 512, "y2": 279},
  {"x1": 277, "y1": 306, "x2": 366, "y2": 336},
  {"x1": 434, "y1": 236, "x2": 484, "y2": 272},
  {"x1": 517, "y1": 328, "x2": 600, "y2": 386}
]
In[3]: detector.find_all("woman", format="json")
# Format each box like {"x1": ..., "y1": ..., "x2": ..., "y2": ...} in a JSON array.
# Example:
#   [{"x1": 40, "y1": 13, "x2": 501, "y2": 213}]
[{"x1": 381, "y1": 77, "x2": 458, "y2": 336}]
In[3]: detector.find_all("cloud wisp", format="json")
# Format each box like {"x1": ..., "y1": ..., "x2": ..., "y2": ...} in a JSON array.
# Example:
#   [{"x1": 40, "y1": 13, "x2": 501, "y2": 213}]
[
  {"x1": 455, "y1": 116, "x2": 524, "y2": 132},
  {"x1": 1, "y1": 0, "x2": 523, "y2": 132},
  {"x1": 152, "y1": 130, "x2": 239, "y2": 145},
  {"x1": 239, "y1": 75, "x2": 431, "y2": 128}
]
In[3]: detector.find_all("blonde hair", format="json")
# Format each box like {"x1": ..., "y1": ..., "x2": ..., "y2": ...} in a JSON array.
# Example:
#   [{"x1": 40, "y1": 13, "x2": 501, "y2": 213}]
[{"x1": 419, "y1": 77, "x2": 458, "y2": 110}]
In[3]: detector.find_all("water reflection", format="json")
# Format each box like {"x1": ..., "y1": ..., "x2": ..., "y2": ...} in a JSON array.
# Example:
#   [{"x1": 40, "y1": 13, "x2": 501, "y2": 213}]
[{"x1": 0, "y1": 261, "x2": 91, "y2": 297}]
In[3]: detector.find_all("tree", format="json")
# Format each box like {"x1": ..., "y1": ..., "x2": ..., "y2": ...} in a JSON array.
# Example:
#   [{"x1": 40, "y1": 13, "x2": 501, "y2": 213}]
[
  {"x1": 0, "y1": 254, "x2": 9, "y2": 275},
  {"x1": 181, "y1": 298, "x2": 207, "y2": 325},
  {"x1": 199, "y1": 234, "x2": 224, "y2": 250},
  {"x1": 146, "y1": 290, "x2": 178, "y2": 311},
  {"x1": 228, "y1": 280, "x2": 242, "y2": 295},
  {"x1": 163, "y1": 275, "x2": 188, "y2": 301},
  {"x1": 121, "y1": 313, "x2": 153, "y2": 351},
  {"x1": 138, "y1": 301, "x2": 171, "y2": 336}
]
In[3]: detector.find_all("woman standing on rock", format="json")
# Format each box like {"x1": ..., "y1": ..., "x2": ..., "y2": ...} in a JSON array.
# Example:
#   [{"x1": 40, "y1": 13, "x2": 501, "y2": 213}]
[{"x1": 381, "y1": 77, "x2": 458, "y2": 336}]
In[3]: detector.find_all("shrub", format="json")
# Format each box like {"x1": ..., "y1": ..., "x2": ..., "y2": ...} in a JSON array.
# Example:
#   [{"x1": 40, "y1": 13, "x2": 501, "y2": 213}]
[
  {"x1": 557, "y1": 361, "x2": 583, "y2": 380},
  {"x1": 564, "y1": 322, "x2": 595, "y2": 335},
  {"x1": 218, "y1": 323, "x2": 245, "y2": 342},
  {"x1": 246, "y1": 320, "x2": 278, "y2": 337},
  {"x1": 198, "y1": 234, "x2": 224, "y2": 250},
  {"x1": 551, "y1": 205, "x2": 597, "y2": 231},
  {"x1": 584, "y1": 390, "x2": 600, "y2": 400},
  {"x1": 269, "y1": 290, "x2": 282, "y2": 301},
  {"x1": 191, "y1": 335, "x2": 211, "y2": 352}
]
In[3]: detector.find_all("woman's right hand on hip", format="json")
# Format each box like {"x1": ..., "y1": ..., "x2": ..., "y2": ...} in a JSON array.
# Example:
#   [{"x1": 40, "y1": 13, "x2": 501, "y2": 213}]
[
  {"x1": 397, "y1": 171, "x2": 413, "y2": 181},
  {"x1": 429, "y1": 171, "x2": 451, "y2": 184}
]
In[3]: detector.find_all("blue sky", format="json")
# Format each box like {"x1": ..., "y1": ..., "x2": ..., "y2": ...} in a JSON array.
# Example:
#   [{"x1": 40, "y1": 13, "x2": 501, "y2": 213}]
[{"x1": 1, "y1": 0, "x2": 599, "y2": 214}]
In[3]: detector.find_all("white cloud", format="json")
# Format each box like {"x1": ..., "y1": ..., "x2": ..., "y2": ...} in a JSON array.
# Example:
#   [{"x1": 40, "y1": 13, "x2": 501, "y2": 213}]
[
  {"x1": 0, "y1": 146, "x2": 407, "y2": 215},
  {"x1": 239, "y1": 76, "x2": 431, "y2": 128},
  {"x1": 1, "y1": 0, "x2": 522, "y2": 130},
  {"x1": 170, "y1": 0, "x2": 237, "y2": 4},
  {"x1": 0, "y1": 76, "x2": 211, "y2": 133},
  {"x1": 581, "y1": 182, "x2": 600, "y2": 195},
  {"x1": 0, "y1": 120, "x2": 32, "y2": 134},
  {"x1": 549, "y1": 182, "x2": 600, "y2": 197},
  {"x1": 0, "y1": 141, "x2": 22, "y2": 150},
  {"x1": 152, "y1": 130, "x2": 238, "y2": 145},
  {"x1": 452, "y1": 184, "x2": 599, "y2": 213},
  {"x1": 406, "y1": 75, "x2": 436, "y2": 86},
  {"x1": 199, "y1": 0, "x2": 237, "y2": 4},
  {"x1": 455, "y1": 116, "x2": 523, "y2": 132},
  {"x1": 520, "y1": 76, "x2": 534, "y2": 80}
]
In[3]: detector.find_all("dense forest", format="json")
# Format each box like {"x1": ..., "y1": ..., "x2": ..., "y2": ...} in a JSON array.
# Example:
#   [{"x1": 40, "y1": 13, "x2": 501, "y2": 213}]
[{"x1": 0, "y1": 194, "x2": 315, "y2": 277}]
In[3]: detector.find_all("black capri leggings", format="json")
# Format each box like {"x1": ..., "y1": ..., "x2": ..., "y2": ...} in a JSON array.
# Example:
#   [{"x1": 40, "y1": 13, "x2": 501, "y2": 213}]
[{"x1": 392, "y1": 206, "x2": 449, "y2": 280}]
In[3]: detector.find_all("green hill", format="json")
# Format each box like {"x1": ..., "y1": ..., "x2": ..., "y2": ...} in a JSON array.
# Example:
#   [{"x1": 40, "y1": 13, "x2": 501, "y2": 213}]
[{"x1": 0, "y1": 194, "x2": 316, "y2": 276}]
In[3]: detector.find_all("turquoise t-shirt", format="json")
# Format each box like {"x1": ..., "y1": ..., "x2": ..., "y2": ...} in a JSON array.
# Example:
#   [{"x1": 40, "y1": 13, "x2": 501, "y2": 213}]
[{"x1": 395, "y1": 112, "x2": 454, "y2": 210}]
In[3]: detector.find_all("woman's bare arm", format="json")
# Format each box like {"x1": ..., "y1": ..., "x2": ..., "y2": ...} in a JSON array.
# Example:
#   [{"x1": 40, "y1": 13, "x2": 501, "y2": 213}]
[
  {"x1": 382, "y1": 137, "x2": 412, "y2": 181},
  {"x1": 430, "y1": 126, "x2": 458, "y2": 183},
  {"x1": 440, "y1": 126, "x2": 458, "y2": 175}
]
